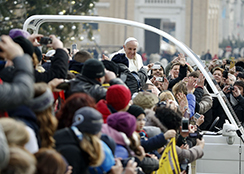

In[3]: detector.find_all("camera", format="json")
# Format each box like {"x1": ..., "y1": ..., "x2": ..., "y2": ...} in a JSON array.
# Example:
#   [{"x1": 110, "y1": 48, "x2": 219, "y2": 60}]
[
  {"x1": 71, "y1": 43, "x2": 77, "y2": 54},
  {"x1": 228, "y1": 85, "x2": 234, "y2": 91},
  {"x1": 40, "y1": 37, "x2": 52, "y2": 45},
  {"x1": 193, "y1": 112, "x2": 201, "y2": 120},
  {"x1": 155, "y1": 77, "x2": 164, "y2": 82},
  {"x1": 181, "y1": 117, "x2": 189, "y2": 132},
  {"x1": 151, "y1": 64, "x2": 161, "y2": 70},
  {"x1": 189, "y1": 131, "x2": 203, "y2": 140}
]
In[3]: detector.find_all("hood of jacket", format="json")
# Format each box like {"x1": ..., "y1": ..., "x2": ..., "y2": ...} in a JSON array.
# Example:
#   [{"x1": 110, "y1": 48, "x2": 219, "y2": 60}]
[
  {"x1": 96, "y1": 99, "x2": 111, "y2": 123},
  {"x1": 101, "y1": 124, "x2": 130, "y2": 146},
  {"x1": 69, "y1": 60, "x2": 84, "y2": 74},
  {"x1": 144, "y1": 109, "x2": 168, "y2": 133}
]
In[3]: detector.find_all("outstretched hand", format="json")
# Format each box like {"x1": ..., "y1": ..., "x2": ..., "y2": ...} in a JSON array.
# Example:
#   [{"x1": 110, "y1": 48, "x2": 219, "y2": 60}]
[
  {"x1": 28, "y1": 34, "x2": 43, "y2": 47},
  {"x1": 102, "y1": 54, "x2": 109, "y2": 60},
  {"x1": 48, "y1": 35, "x2": 63, "y2": 49},
  {"x1": 164, "y1": 129, "x2": 176, "y2": 140},
  {"x1": 0, "y1": 35, "x2": 24, "y2": 60}
]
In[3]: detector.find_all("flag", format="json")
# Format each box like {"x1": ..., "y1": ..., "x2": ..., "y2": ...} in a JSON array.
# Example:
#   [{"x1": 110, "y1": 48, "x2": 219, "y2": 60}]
[{"x1": 155, "y1": 137, "x2": 181, "y2": 174}]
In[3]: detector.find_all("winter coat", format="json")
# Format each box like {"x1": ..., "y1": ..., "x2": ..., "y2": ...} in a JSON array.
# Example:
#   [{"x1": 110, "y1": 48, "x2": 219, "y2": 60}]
[
  {"x1": 225, "y1": 93, "x2": 244, "y2": 123},
  {"x1": 117, "y1": 63, "x2": 147, "y2": 95},
  {"x1": 194, "y1": 86, "x2": 213, "y2": 114},
  {"x1": 176, "y1": 145, "x2": 204, "y2": 163},
  {"x1": 68, "y1": 60, "x2": 83, "y2": 75},
  {"x1": 144, "y1": 109, "x2": 168, "y2": 132},
  {"x1": 101, "y1": 124, "x2": 131, "y2": 159},
  {"x1": 187, "y1": 93, "x2": 196, "y2": 117},
  {"x1": 54, "y1": 128, "x2": 90, "y2": 174},
  {"x1": 140, "y1": 157, "x2": 159, "y2": 174},
  {"x1": 234, "y1": 95, "x2": 244, "y2": 123},
  {"x1": 110, "y1": 51, "x2": 144, "y2": 72},
  {"x1": 69, "y1": 75, "x2": 125, "y2": 102},
  {"x1": 167, "y1": 64, "x2": 187, "y2": 90},
  {"x1": 140, "y1": 133, "x2": 167, "y2": 153},
  {"x1": 0, "y1": 54, "x2": 34, "y2": 110},
  {"x1": 8, "y1": 105, "x2": 41, "y2": 147},
  {"x1": 0, "y1": 48, "x2": 69, "y2": 83},
  {"x1": 35, "y1": 49, "x2": 69, "y2": 82}
]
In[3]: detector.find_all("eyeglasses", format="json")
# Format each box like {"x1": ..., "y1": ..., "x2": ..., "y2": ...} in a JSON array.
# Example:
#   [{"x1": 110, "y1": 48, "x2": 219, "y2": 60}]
[{"x1": 137, "y1": 118, "x2": 147, "y2": 122}]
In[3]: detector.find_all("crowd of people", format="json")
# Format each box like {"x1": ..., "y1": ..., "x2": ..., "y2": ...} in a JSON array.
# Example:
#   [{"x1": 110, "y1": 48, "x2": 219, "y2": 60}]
[{"x1": 0, "y1": 28, "x2": 243, "y2": 174}]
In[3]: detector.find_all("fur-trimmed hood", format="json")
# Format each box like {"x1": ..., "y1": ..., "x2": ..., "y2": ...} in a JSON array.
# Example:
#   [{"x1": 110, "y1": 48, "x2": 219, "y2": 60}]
[{"x1": 144, "y1": 109, "x2": 168, "y2": 133}]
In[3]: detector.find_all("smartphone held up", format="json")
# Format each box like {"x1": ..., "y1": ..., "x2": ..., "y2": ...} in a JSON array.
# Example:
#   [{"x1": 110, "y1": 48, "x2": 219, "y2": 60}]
[
  {"x1": 181, "y1": 117, "x2": 189, "y2": 132},
  {"x1": 40, "y1": 37, "x2": 52, "y2": 45}
]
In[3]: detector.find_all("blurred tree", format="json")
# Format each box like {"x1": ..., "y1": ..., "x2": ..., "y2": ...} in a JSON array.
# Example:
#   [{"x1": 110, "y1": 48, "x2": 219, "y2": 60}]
[{"x1": 0, "y1": 0, "x2": 98, "y2": 42}]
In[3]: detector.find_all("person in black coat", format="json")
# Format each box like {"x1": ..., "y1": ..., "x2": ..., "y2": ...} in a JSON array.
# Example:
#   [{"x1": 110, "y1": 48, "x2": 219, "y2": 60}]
[
  {"x1": 0, "y1": 35, "x2": 69, "y2": 83},
  {"x1": 54, "y1": 107, "x2": 105, "y2": 174},
  {"x1": 107, "y1": 53, "x2": 148, "y2": 96},
  {"x1": 69, "y1": 59, "x2": 125, "y2": 102},
  {"x1": 223, "y1": 81, "x2": 244, "y2": 124},
  {"x1": 167, "y1": 54, "x2": 187, "y2": 91}
]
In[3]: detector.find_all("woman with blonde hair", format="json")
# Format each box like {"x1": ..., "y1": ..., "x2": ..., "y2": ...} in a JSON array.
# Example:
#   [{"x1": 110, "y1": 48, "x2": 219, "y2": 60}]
[
  {"x1": 159, "y1": 90, "x2": 176, "y2": 102},
  {"x1": 54, "y1": 107, "x2": 104, "y2": 174},
  {"x1": 28, "y1": 82, "x2": 58, "y2": 148},
  {"x1": 172, "y1": 76, "x2": 196, "y2": 117}
]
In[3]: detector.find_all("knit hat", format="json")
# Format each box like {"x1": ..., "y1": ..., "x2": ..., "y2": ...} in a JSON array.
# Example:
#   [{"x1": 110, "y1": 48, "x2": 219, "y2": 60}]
[
  {"x1": 13, "y1": 36, "x2": 34, "y2": 57},
  {"x1": 81, "y1": 59, "x2": 105, "y2": 79},
  {"x1": 152, "y1": 61, "x2": 165, "y2": 74},
  {"x1": 132, "y1": 91, "x2": 159, "y2": 110},
  {"x1": 106, "y1": 85, "x2": 131, "y2": 111},
  {"x1": 107, "y1": 112, "x2": 136, "y2": 137},
  {"x1": 72, "y1": 107, "x2": 103, "y2": 135},
  {"x1": 28, "y1": 88, "x2": 54, "y2": 112},
  {"x1": 127, "y1": 105, "x2": 145, "y2": 118},
  {"x1": 9, "y1": 28, "x2": 30, "y2": 39}
]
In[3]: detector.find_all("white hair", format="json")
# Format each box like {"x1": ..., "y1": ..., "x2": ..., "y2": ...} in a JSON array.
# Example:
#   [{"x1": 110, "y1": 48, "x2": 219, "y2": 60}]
[{"x1": 228, "y1": 73, "x2": 236, "y2": 81}]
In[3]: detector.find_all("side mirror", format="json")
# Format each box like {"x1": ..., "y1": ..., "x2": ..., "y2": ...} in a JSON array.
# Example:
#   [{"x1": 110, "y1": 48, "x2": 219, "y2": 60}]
[{"x1": 222, "y1": 120, "x2": 237, "y2": 145}]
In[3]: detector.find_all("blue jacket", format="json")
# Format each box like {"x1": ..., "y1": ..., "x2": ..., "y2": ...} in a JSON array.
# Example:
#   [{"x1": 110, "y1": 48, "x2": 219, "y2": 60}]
[
  {"x1": 140, "y1": 133, "x2": 167, "y2": 153},
  {"x1": 187, "y1": 93, "x2": 196, "y2": 117}
]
